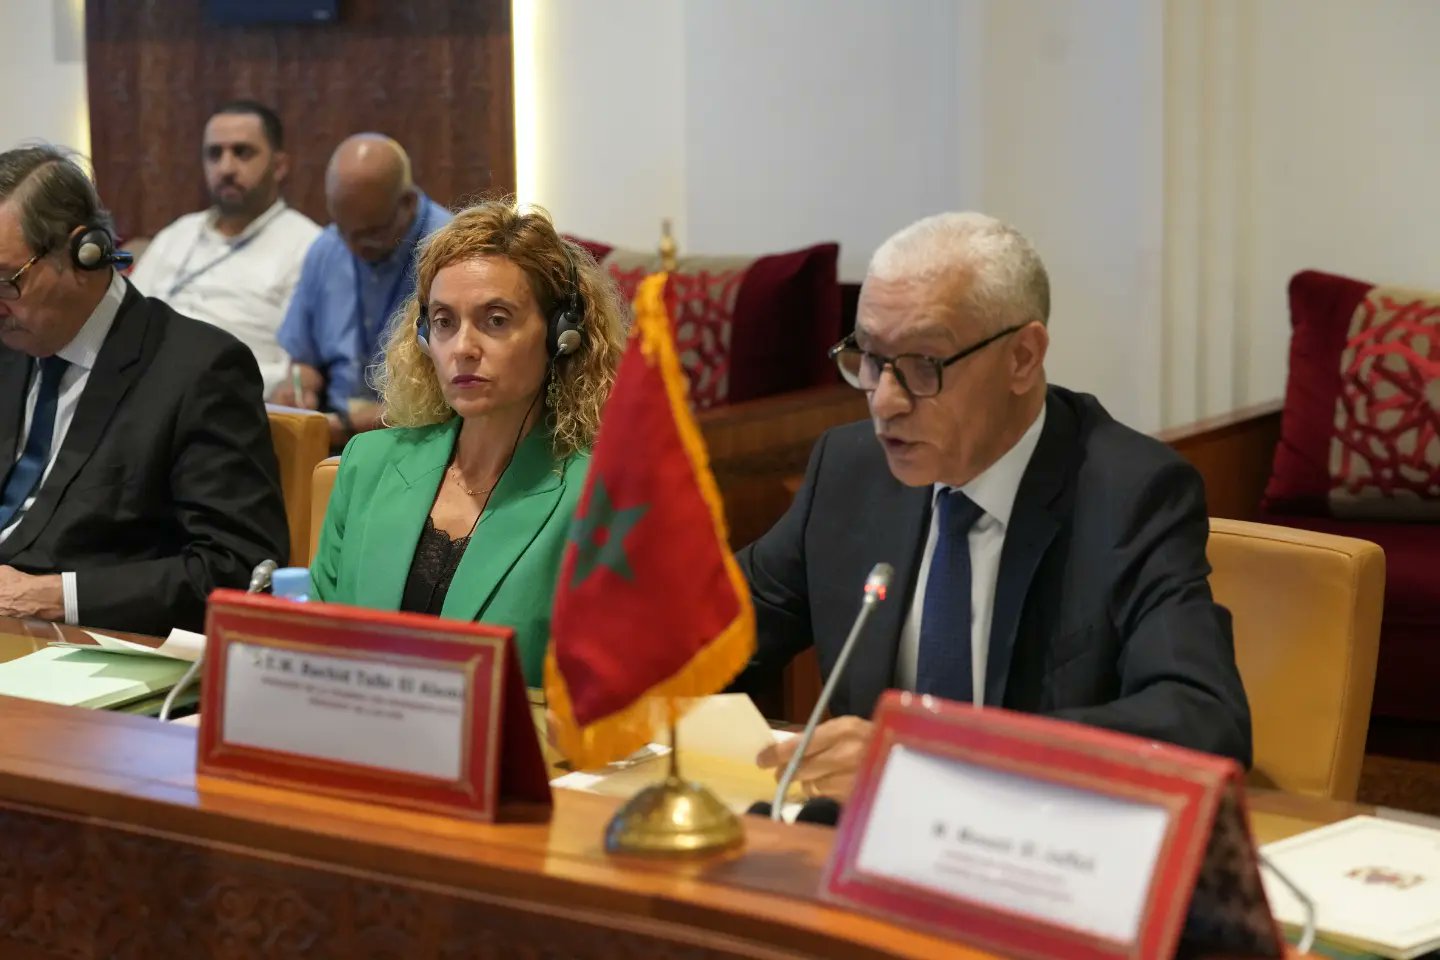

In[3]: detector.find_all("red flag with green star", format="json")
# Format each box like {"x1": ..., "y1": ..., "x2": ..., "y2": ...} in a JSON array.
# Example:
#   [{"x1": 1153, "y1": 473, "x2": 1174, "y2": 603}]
[{"x1": 544, "y1": 273, "x2": 755, "y2": 770}]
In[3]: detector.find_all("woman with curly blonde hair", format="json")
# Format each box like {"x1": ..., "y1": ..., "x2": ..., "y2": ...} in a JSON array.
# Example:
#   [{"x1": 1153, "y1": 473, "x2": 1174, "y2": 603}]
[{"x1": 309, "y1": 200, "x2": 626, "y2": 684}]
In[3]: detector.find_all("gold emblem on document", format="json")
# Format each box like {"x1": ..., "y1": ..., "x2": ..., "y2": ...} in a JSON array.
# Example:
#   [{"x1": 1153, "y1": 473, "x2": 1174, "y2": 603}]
[{"x1": 1345, "y1": 866, "x2": 1426, "y2": 890}]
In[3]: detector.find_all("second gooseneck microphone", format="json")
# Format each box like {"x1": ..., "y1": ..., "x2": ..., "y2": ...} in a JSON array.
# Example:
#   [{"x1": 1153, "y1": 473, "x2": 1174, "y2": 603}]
[{"x1": 770, "y1": 562, "x2": 893, "y2": 821}]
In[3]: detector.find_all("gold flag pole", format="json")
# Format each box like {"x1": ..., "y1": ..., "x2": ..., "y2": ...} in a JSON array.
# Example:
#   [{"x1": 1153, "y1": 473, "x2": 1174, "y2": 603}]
[{"x1": 605, "y1": 721, "x2": 744, "y2": 856}]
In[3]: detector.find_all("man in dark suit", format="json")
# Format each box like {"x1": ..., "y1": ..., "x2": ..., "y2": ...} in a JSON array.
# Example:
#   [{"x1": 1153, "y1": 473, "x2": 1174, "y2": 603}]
[
  {"x1": 0, "y1": 145, "x2": 288, "y2": 635},
  {"x1": 741, "y1": 212, "x2": 1250, "y2": 800}
]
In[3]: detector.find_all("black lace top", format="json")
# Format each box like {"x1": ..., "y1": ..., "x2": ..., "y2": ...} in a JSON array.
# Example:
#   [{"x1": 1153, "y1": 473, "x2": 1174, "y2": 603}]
[{"x1": 400, "y1": 516, "x2": 472, "y2": 616}]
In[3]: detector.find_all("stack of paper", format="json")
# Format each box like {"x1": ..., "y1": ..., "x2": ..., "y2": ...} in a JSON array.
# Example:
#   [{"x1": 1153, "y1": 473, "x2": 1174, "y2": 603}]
[
  {"x1": 0, "y1": 628, "x2": 205, "y2": 714},
  {"x1": 0, "y1": 646, "x2": 191, "y2": 710},
  {"x1": 1263, "y1": 815, "x2": 1440, "y2": 959}
]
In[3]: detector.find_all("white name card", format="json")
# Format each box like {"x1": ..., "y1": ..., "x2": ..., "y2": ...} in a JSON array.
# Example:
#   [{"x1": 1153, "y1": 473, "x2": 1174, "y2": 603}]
[
  {"x1": 222, "y1": 641, "x2": 467, "y2": 781},
  {"x1": 854, "y1": 744, "x2": 1169, "y2": 944},
  {"x1": 199, "y1": 591, "x2": 553, "y2": 821},
  {"x1": 822, "y1": 693, "x2": 1281, "y2": 960}
]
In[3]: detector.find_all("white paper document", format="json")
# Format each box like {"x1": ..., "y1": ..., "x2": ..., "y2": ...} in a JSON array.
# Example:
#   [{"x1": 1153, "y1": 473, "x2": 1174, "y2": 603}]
[
  {"x1": 549, "y1": 694, "x2": 802, "y2": 815},
  {"x1": 854, "y1": 745, "x2": 1170, "y2": 945},
  {"x1": 222, "y1": 641, "x2": 467, "y2": 782},
  {"x1": 49, "y1": 628, "x2": 206, "y2": 662},
  {"x1": 1263, "y1": 815, "x2": 1440, "y2": 959}
]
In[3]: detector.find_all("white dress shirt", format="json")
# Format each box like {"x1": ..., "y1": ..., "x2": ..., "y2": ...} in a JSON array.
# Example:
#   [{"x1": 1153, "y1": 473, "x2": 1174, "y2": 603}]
[
  {"x1": 0, "y1": 270, "x2": 126, "y2": 623},
  {"x1": 894, "y1": 405, "x2": 1047, "y2": 704},
  {"x1": 129, "y1": 199, "x2": 321, "y2": 396}
]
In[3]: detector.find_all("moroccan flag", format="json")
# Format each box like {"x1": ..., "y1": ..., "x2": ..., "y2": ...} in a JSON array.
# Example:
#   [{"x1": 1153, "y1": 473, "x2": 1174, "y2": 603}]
[{"x1": 544, "y1": 273, "x2": 756, "y2": 770}]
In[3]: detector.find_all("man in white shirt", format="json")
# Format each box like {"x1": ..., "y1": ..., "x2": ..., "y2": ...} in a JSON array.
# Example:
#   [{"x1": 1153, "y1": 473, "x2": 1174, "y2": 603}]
[
  {"x1": 130, "y1": 100, "x2": 320, "y2": 395},
  {"x1": 0, "y1": 145, "x2": 287, "y2": 634},
  {"x1": 738, "y1": 212, "x2": 1250, "y2": 800}
]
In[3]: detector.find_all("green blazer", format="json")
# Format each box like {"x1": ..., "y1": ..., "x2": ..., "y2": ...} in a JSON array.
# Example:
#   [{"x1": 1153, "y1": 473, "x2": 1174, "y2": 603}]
[{"x1": 310, "y1": 418, "x2": 589, "y2": 686}]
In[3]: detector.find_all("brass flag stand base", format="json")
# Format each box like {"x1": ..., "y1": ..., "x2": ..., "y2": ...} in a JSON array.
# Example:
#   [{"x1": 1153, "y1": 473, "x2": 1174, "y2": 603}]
[{"x1": 605, "y1": 724, "x2": 744, "y2": 857}]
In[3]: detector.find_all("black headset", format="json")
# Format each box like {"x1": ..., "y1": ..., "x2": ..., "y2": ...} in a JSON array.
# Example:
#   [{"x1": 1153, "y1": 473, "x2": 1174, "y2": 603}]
[
  {"x1": 69, "y1": 224, "x2": 133, "y2": 271},
  {"x1": 416, "y1": 243, "x2": 585, "y2": 359}
]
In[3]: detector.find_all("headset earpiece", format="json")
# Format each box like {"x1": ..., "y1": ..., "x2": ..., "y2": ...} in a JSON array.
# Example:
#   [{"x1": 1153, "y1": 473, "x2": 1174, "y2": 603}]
[
  {"x1": 415, "y1": 303, "x2": 432, "y2": 356},
  {"x1": 554, "y1": 325, "x2": 581, "y2": 356},
  {"x1": 546, "y1": 246, "x2": 586, "y2": 359},
  {"x1": 69, "y1": 225, "x2": 129, "y2": 271}
]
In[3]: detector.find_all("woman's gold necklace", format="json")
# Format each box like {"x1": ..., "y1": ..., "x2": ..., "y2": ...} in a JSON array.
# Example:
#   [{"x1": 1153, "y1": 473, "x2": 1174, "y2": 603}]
[{"x1": 447, "y1": 465, "x2": 496, "y2": 498}]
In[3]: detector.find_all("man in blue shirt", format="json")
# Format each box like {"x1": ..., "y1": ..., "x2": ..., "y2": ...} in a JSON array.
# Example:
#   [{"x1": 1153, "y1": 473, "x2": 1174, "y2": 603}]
[{"x1": 275, "y1": 134, "x2": 451, "y2": 445}]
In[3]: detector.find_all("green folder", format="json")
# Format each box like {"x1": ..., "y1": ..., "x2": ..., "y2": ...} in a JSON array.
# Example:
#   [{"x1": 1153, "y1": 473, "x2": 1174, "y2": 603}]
[
  {"x1": 113, "y1": 684, "x2": 201, "y2": 717},
  {"x1": 0, "y1": 647, "x2": 191, "y2": 710}
]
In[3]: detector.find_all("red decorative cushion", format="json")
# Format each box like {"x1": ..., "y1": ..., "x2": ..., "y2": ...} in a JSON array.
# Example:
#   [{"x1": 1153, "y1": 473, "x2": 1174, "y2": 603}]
[
  {"x1": 1265, "y1": 269, "x2": 1440, "y2": 517},
  {"x1": 567, "y1": 237, "x2": 841, "y2": 408}
]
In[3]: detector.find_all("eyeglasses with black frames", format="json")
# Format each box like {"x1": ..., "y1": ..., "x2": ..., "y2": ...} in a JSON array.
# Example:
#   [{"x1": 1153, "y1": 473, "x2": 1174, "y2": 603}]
[{"x1": 828, "y1": 323, "x2": 1026, "y2": 399}]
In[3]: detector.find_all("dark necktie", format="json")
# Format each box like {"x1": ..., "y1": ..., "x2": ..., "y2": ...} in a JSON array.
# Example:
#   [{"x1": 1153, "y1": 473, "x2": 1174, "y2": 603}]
[
  {"x1": 917, "y1": 489, "x2": 986, "y2": 702},
  {"x1": 0, "y1": 355, "x2": 70, "y2": 530}
]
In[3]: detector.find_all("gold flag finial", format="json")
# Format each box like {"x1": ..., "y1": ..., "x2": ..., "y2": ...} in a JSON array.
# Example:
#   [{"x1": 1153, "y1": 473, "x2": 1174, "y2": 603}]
[{"x1": 659, "y1": 218, "x2": 678, "y2": 273}]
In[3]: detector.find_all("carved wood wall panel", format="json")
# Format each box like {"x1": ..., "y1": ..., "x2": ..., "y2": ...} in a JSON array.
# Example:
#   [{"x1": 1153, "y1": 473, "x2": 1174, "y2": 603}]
[{"x1": 84, "y1": 0, "x2": 515, "y2": 240}]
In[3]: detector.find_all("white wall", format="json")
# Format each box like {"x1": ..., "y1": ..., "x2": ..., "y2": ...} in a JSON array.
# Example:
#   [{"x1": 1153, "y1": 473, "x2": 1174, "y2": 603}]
[
  {"x1": 523, "y1": 0, "x2": 687, "y2": 251},
  {"x1": 528, "y1": 0, "x2": 968, "y2": 282},
  {"x1": 0, "y1": 0, "x2": 88, "y2": 156},
  {"x1": 978, "y1": 0, "x2": 1167, "y2": 429},
  {"x1": 682, "y1": 0, "x2": 970, "y2": 282}
]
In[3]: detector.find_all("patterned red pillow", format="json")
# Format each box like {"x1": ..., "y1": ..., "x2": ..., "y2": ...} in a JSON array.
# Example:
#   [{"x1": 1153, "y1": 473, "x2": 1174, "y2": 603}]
[
  {"x1": 1265, "y1": 269, "x2": 1440, "y2": 517},
  {"x1": 566, "y1": 237, "x2": 841, "y2": 409}
]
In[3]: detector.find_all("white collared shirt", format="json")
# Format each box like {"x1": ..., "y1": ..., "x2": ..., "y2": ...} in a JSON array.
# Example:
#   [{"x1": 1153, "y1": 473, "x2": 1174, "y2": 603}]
[
  {"x1": 129, "y1": 199, "x2": 321, "y2": 396},
  {"x1": 0, "y1": 270, "x2": 127, "y2": 623},
  {"x1": 894, "y1": 405, "x2": 1047, "y2": 705}
]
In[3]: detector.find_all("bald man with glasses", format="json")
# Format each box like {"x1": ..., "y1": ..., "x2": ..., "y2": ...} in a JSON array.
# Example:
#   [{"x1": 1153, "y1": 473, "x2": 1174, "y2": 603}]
[
  {"x1": 736, "y1": 212, "x2": 1251, "y2": 804},
  {"x1": 273, "y1": 134, "x2": 451, "y2": 447}
]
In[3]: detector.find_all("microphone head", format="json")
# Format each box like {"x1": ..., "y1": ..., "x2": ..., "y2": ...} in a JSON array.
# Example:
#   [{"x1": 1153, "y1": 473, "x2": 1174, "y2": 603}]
[
  {"x1": 248, "y1": 558, "x2": 279, "y2": 593},
  {"x1": 864, "y1": 562, "x2": 893, "y2": 600},
  {"x1": 745, "y1": 798, "x2": 842, "y2": 826},
  {"x1": 795, "y1": 797, "x2": 843, "y2": 827}
]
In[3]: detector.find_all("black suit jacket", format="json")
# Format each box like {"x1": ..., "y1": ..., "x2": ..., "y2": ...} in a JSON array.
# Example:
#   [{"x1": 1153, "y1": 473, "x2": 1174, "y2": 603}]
[
  {"x1": 0, "y1": 281, "x2": 289, "y2": 634},
  {"x1": 736, "y1": 385, "x2": 1252, "y2": 766}
]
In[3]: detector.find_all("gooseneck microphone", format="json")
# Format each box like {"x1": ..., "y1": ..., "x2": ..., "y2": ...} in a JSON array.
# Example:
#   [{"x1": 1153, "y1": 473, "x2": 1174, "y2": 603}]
[
  {"x1": 770, "y1": 562, "x2": 893, "y2": 821},
  {"x1": 159, "y1": 558, "x2": 277, "y2": 722}
]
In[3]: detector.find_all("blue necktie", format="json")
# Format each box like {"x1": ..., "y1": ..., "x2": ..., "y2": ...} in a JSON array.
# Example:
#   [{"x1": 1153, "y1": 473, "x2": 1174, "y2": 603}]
[
  {"x1": 917, "y1": 490, "x2": 986, "y2": 702},
  {"x1": 0, "y1": 355, "x2": 69, "y2": 530}
]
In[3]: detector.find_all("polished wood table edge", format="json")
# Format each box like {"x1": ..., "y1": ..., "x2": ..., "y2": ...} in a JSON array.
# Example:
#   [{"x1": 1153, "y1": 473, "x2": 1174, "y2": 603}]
[
  {"x1": 0, "y1": 694, "x2": 980, "y2": 960},
  {"x1": 1153, "y1": 398, "x2": 1284, "y2": 445},
  {"x1": 0, "y1": 615, "x2": 164, "y2": 647}
]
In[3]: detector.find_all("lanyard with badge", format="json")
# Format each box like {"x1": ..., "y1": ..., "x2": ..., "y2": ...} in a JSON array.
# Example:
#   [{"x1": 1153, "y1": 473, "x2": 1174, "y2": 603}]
[
  {"x1": 350, "y1": 207, "x2": 430, "y2": 372},
  {"x1": 166, "y1": 202, "x2": 286, "y2": 299}
]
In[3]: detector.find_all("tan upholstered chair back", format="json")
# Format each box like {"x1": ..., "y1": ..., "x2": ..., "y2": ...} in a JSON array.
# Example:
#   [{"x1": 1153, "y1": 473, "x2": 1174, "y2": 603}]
[
  {"x1": 309, "y1": 456, "x2": 341, "y2": 563},
  {"x1": 1209, "y1": 518, "x2": 1383, "y2": 801},
  {"x1": 265, "y1": 405, "x2": 330, "y2": 566}
]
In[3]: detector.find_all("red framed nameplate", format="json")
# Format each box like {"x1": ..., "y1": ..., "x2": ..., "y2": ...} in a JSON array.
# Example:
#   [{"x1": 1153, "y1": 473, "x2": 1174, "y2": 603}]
[
  {"x1": 822, "y1": 691, "x2": 1283, "y2": 960},
  {"x1": 197, "y1": 590, "x2": 550, "y2": 821}
]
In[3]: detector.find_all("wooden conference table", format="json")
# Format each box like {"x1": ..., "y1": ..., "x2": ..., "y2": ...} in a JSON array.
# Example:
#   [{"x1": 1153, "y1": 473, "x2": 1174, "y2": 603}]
[{"x1": 0, "y1": 617, "x2": 1393, "y2": 958}]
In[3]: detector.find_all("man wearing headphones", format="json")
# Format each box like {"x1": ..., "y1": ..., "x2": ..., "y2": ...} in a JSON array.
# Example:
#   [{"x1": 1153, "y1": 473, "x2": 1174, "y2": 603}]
[{"x1": 0, "y1": 145, "x2": 288, "y2": 635}]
